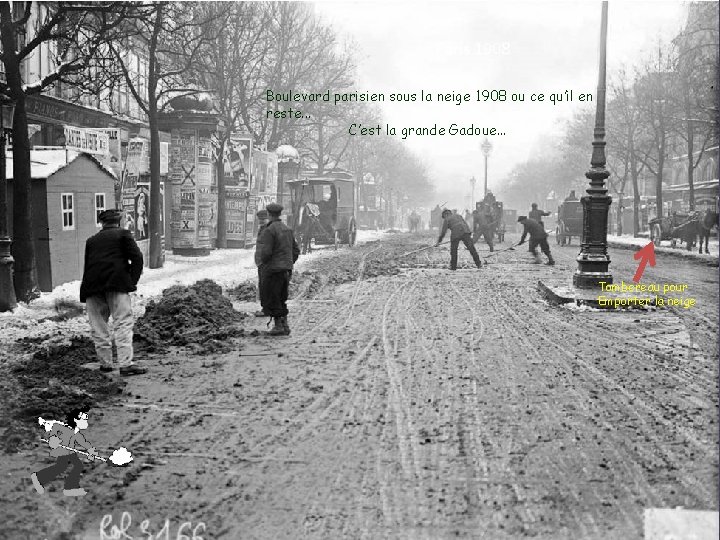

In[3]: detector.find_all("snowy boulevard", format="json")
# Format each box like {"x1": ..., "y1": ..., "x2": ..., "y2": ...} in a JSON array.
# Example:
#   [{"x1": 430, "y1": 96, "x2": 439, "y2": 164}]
[{"x1": 0, "y1": 231, "x2": 717, "y2": 539}]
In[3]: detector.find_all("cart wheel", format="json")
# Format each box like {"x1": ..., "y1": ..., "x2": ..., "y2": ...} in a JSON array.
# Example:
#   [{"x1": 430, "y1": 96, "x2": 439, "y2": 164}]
[
  {"x1": 348, "y1": 219, "x2": 357, "y2": 247},
  {"x1": 651, "y1": 224, "x2": 662, "y2": 247}
]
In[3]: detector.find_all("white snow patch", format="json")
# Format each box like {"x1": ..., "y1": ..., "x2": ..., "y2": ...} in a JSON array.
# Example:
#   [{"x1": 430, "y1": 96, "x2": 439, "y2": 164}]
[
  {"x1": 608, "y1": 234, "x2": 718, "y2": 260},
  {"x1": 0, "y1": 230, "x2": 387, "y2": 348}
]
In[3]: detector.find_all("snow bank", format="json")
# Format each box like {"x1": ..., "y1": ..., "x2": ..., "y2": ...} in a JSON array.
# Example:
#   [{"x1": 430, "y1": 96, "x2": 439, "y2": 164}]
[
  {"x1": 0, "y1": 230, "x2": 386, "y2": 347},
  {"x1": 607, "y1": 234, "x2": 718, "y2": 262}
]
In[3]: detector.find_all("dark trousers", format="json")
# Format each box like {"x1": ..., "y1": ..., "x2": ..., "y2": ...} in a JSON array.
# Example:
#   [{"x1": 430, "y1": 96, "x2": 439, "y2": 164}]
[
  {"x1": 261, "y1": 269, "x2": 291, "y2": 317},
  {"x1": 472, "y1": 227, "x2": 494, "y2": 250},
  {"x1": 257, "y1": 267, "x2": 267, "y2": 314},
  {"x1": 36, "y1": 453, "x2": 84, "y2": 489},
  {"x1": 529, "y1": 237, "x2": 552, "y2": 259},
  {"x1": 450, "y1": 233, "x2": 481, "y2": 270}
]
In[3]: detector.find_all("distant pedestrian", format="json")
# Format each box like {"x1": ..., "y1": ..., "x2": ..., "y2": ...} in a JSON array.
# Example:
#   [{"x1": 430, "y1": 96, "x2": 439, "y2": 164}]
[
  {"x1": 517, "y1": 216, "x2": 555, "y2": 265},
  {"x1": 258, "y1": 203, "x2": 300, "y2": 336},
  {"x1": 472, "y1": 202, "x2": 495, "y2": 251},
  {"x1": 436, "y1": 209, "x2": 482, "y2": 270},
  {"x1": 253, "y1": 209, "x2": 270, "y2": 317},
  {"x1": 80, "y1": 209, "x2": 146, "y2": 376},
  {"x1": 408, "y1": 211, "x2": 420, "y2": 233},
  {"x1": 529, "y1": 203, "x2": 551, "y2": 229}
]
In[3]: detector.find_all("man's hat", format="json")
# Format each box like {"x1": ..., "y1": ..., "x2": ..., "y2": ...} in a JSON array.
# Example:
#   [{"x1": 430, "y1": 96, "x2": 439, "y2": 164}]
[
  {"x1": 98, "y1": 209, "x2": 122, "y2": 223},
  {"x1": 517, "y1": 215, "x2": 527, "y2": 222},
  {"x1": 266, "y1": 203, "x2": 283, "y2": 214},
  {"x1": 256, "y1": 209, "x2": 268, "y2": 219},
  {"x1": 531, "y1": 203, "x2": 538, "y2": 208}
]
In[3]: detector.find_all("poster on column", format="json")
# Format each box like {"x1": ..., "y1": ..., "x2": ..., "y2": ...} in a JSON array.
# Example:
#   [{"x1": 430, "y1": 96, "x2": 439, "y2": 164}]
[
  {"x1": 195, "y1": 137, "x2": 214, "y2": 247},
  {"x1": 169, "y1": 130, "x2": 196, "y2": 186},
  {"x1": 225, "y1": 135, "x2": 252, "y2": 188},
  {"x1": 175, "y1": 188, "x2": 196, "y2": 248},
  {"x1": 226, "y1": 187, "x2": 248, "y2": 243}
]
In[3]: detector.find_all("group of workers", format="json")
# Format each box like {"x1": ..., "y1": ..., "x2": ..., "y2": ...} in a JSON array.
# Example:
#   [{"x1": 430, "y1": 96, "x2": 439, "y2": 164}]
[{"x1": 435, "y1": 201, "x2": 555, "y2": 269}]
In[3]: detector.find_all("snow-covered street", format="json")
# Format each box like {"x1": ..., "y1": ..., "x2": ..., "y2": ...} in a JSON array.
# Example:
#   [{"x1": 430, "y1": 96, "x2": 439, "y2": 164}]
[{"x1": 1, "y1": 230, "x2": 716, "y2": 539}]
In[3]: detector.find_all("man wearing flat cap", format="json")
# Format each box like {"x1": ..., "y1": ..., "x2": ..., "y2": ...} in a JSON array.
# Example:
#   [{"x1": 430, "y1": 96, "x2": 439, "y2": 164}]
[
  {"x1": 257, "y1": 203, "x2": 300, "y2": 335},
  {"x1": 517, "y1": 215, "x2": 555, "y2": 266},
  {"x1": 80, "y1": 209, "x2": 146, "y2": 375},
  {"x1": 253, "y1": 209, "x2": 270, "y2": 317}
]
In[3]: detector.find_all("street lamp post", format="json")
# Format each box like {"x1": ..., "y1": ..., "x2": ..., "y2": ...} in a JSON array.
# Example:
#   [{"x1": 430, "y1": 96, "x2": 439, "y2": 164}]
[
  {"x1": 0, "y1": 99, "x2": 16, "y2": 311},
  {"x1": 574, "y1": 1, "x2": 612, "y2": 288},
  {"x1": 480, "y1": 139, "x2": 492, "y2": 198},
  {"x1": 470, "y1": 176, "x2": 476, "y2": 208}
]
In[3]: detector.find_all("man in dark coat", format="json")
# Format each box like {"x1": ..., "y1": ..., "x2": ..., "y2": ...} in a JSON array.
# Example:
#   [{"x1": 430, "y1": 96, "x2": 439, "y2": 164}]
[
  {"x1": 435, "y1": 209, "x2": 482, "y2": 270},
  {"x1": 529, "y1": 203, "x2": 550, "y2": 228},
  {"x1": 258, "y1": 203, "x2": 300, "y2": 336},
  {"x1": 253, "y1": 209, "x2": 270, "y2": 317},
  {"x1": 80, "y1": 209, "x2": 145, "y2": 375},
  {"x1": 472, "y1": 202, "x2": 495, "y2": 251},
  {"x1": 517, "y1": 215, "x2": 555, "y2": 265}
]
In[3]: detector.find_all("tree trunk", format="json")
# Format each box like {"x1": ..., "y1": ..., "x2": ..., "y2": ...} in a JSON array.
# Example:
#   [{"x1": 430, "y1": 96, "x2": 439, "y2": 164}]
[
  {"x1": 216, "y1": 137, "x2": 227, "y2": 248},
  {"x1": 10, "y1": 95, "x2": 38, "y2": 301},
  {"x1": 148, "y1": 98, "x2": 162, "y2": 268},
  {"x1": 147, "y1": 5, "x2": 163, "y2": 269},
  {"x1": 686, "y1": 119, "x2": 695, "y2": 211},
  {"x1": 0, "y1": 4, "x2": 38, "y2": 302}
]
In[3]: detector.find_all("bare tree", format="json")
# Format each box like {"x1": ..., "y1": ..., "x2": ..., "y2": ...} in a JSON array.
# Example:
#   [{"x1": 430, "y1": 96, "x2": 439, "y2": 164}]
[
  {"x1": 634, "y1": 42, "x2": 676, "y2": 219},
  {"x1": 108, "y1": 2, "x2": 215, "y2": 268},
  {"x1": 670, "y1": 3, "x2": 718, "y2": 210},
  {"x1": 192, "y1": 2, "x2": 270, "y2": 248},
  {"x1": 0, "y1": 1, "x2": 146, "y2": 301},
  {"x1": 607, "y1": 73, "x2": 646, "y2": 236}
]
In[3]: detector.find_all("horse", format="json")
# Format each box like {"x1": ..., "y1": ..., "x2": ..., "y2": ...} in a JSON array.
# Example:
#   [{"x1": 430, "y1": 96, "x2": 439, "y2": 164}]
[{"x1": 695, "y1": 209, "x2": 719, "y2": 254}]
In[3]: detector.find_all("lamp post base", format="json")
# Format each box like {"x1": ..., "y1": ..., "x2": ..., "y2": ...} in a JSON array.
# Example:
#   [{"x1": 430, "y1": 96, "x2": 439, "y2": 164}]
[
  {"x1": 573, "y1": 269, "x2": 613, "y2": 288},
  {"x1": 0, "y1": 236, "x2": 17, "y2": 312}
]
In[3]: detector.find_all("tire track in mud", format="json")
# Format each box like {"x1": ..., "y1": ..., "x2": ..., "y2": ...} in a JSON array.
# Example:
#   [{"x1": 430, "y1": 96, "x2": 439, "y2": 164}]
[
  {"x1": 458, "y1": 270, "x2": 603, "y2": 538},
  {"x1": 207, "y1": 272, "x2": 410, "y2": 537},
  {"x1": 479, "y1": 275, "x2": 623, "y2": 537},
  {"x1": 483, "y1": 267, "x2": 715, "y2": 510}
]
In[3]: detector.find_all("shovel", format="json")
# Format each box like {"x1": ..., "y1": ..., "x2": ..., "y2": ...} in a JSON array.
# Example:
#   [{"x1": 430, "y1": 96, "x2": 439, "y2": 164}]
[
  {"x1": 398, "y1": 240, "x2": 450, "y2": 258},
  {"x1": 482, "y1": 243, "x2": 518, "y2": 259},
  {"x1": 41, "y1": 439, "x2": 133, "y2": 466}
]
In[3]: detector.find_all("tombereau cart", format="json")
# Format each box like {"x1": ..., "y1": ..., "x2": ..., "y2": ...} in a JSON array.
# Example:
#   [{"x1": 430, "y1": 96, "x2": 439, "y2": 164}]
[{"x1": 286, "y1": 175, "x2": 357, "y2": 254}]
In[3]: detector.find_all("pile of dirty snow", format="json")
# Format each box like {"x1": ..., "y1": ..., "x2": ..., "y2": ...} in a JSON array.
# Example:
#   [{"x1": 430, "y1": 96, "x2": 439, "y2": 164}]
[{"x1": 134, "y1": 280, "x2": 246, "y2": 354}]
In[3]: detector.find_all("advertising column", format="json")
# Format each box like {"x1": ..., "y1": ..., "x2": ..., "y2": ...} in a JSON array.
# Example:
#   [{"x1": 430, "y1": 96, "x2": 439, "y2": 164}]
[{"x1": 161, "y1": 109, "x2": 222, "y2": 256}]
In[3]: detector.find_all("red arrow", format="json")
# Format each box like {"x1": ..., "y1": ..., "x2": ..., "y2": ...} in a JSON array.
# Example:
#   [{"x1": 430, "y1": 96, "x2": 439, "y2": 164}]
[{"x1": 633, "y1": 242, "x2": 656, "y2": 282}]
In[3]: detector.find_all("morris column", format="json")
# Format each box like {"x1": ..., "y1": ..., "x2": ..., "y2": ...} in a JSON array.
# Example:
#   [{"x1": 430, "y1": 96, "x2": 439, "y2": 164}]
[{"x1": 160, "y1": 107, "x2": 223, "y2": 256}]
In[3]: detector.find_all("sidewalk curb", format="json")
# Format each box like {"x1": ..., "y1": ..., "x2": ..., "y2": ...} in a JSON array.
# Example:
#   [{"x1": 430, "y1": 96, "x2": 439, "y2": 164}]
[
  {"x1": 538, "y1": 280, "x2": 656, "y2": 311},
  {"x1": 606, "y1": 239, "x2": 719, "y2": 266}
]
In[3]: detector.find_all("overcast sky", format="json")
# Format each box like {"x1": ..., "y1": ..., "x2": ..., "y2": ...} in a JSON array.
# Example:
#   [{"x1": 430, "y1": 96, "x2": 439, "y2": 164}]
[{"x1": 313, "y1": 0, "x2": 686, "y2": 208}]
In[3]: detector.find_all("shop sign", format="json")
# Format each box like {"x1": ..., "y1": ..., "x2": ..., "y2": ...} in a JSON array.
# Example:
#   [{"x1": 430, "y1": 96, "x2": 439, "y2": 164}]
[{"x1": 64, "y1": 125, "x2": 110, "y2": 155}]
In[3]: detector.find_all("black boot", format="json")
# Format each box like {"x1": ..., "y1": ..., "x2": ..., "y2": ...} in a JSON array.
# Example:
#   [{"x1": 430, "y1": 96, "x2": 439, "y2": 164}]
[
  {"x1": 267, "y1": 317, "x2": 286, "y2": 336},
  {"x1": 281, "y1": 316, "x2": 291, "y2": 336}
]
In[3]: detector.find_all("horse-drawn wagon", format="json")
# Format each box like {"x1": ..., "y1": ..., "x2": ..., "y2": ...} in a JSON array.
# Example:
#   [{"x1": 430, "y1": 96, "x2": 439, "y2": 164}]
[
  {"x1": 286, "y1": 175, "x2": 357, "y2": 254},
  {"x1": 649, "y1": 209, "x2": 718, "y2": 252},
  {"x1": 556, "y1": 200, "x2": 583, "y2": 245}
]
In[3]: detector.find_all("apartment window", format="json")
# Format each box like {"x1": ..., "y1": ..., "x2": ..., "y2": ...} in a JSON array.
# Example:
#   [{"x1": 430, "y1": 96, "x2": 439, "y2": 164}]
[
  {"x1": 61, "y1": 193, "x2": 75, "y2": 230},
  {"x1": 95, "y1": 193, "x2": 106, "y2": 226}
]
